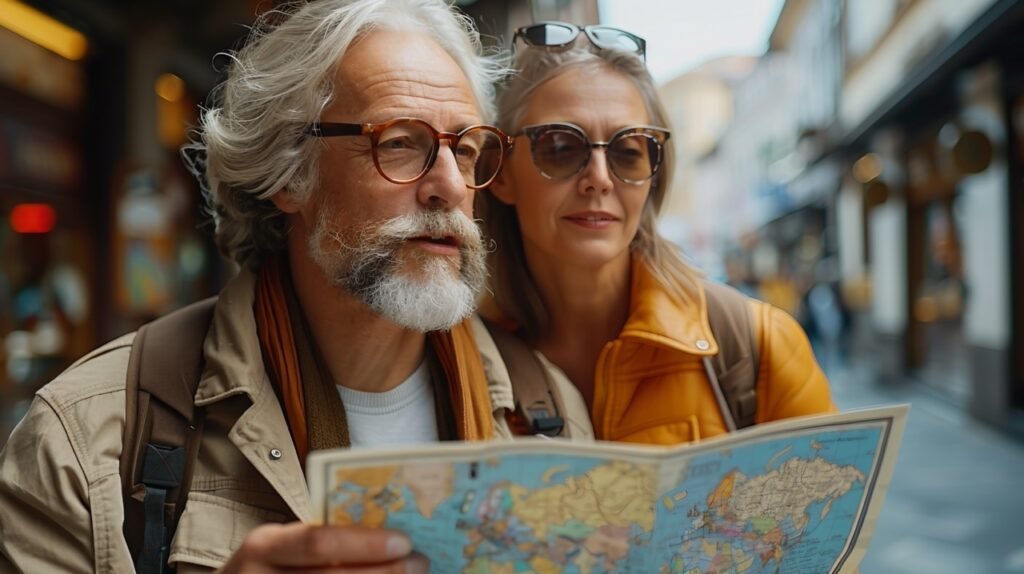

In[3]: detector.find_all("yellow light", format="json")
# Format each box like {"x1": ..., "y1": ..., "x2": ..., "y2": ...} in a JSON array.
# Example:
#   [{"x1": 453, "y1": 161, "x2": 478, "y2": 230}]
[
  {"x1": 0, "y1": 0, "x2": 88, "y2": 61},
  {"x1": 852, "y1": 153, "x2": 883, "y2": 183},
  {"x1": 155, "y1": 73, "x2": 185, "y2": 102}
]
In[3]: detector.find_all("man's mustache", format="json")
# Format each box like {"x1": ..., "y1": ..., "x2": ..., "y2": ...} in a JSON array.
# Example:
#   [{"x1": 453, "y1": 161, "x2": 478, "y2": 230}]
[{"x1": 374, "y1": 210, "x2": 483, "y2": 250}]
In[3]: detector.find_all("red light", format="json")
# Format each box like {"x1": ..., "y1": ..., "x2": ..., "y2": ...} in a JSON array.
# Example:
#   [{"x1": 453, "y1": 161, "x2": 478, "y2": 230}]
[{"x1": 10, "y1": 203, "x2": 56, "y2": 234}]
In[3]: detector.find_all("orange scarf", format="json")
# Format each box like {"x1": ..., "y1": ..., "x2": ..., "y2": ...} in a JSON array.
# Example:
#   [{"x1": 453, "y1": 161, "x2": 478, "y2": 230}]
[{"x1": 254, "y1": 257, "x2": 494, "y2": 463}]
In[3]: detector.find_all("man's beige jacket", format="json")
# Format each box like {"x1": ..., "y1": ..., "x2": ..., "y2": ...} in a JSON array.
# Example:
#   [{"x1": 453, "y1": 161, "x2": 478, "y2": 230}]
[{"x1": 0, "y1": 270, "x2": 593, "y2": 572}]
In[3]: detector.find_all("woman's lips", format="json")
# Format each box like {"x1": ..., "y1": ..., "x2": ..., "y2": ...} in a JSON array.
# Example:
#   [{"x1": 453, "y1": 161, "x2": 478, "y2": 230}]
[{"x1": 563, "y1": 212, "x2": 619, "y2": 229}]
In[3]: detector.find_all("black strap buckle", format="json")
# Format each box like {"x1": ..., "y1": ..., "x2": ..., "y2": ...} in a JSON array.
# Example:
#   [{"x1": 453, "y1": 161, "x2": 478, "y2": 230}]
[
  {"x1": 137, "y1": 445, "x2": 185, "y2": 574},
  {"x1": 521, "y1": 403, "x2": 565, "y2": 437}
]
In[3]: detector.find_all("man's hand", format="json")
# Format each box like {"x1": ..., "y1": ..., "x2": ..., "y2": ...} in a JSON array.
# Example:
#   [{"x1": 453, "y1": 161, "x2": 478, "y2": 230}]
[{"x1": 216, "y1": 522, "x2": 428, "y2": 573}]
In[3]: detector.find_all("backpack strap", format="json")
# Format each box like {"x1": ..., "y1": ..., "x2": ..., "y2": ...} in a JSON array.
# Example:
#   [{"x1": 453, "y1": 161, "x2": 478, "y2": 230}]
[
  {"x1": 702, "y1": 281, "x2": 760, "y2": 431},
  {"x1": 482, "y1": 321, "x2": 567, "y2": 438},
  {"x1": 121, "y1": 297, "x2": 217, "y2": 574}
]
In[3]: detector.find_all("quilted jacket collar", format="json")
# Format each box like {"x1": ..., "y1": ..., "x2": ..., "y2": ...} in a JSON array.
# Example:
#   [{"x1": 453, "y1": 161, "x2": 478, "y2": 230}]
[{"x1": 617, "y1": 257, "x2": 718, "y2": 356}]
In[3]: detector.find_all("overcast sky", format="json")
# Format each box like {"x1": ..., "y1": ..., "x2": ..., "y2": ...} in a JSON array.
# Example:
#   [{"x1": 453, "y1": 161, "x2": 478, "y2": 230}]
[{"x1": 597, "y1": 0, "x2": 786, "y2": 84}]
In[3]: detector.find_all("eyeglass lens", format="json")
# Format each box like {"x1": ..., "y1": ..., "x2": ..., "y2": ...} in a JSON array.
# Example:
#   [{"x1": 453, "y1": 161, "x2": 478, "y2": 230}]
[
  {"x1": 529, "y1": 128, "x2": 661, "y2": 183},
  {"x1": 375, "y1": 121, "x2": 504, "y2": 187},
  {"x1": 520, "y1": 23, "x2": 579, "y2": 46},
  {"x1": 587, "y1": 27, "x2": 644, "y2": 53}
]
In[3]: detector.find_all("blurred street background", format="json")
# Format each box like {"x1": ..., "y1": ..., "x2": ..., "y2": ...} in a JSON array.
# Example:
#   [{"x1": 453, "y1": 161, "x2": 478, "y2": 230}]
[{"x1": 1, "y1": 0, "x2": 1023, "y2": 571}]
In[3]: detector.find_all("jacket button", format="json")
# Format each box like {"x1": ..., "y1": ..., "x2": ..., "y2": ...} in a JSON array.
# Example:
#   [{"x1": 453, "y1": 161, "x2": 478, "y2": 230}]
[
  {"x1": 695, "y1": 340, "x2": 710, "y2": 351},
  {"x1": 269, "y1": 448, "x2": 283, "y2": 460}
]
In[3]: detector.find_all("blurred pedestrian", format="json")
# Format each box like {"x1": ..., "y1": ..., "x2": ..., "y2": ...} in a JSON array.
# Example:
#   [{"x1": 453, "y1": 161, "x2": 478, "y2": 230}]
[
  {"x1": 724, "y1": 251, "x2": 761, "y2": 299},
  {"x1": 805, "y1": 257, "x2": 850, "y2": 371}
]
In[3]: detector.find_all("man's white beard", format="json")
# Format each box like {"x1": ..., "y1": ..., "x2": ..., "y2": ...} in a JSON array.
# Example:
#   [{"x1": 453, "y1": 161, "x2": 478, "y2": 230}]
[{"x1": 308, "y1": 209, "x2": 487, "y2": 332}]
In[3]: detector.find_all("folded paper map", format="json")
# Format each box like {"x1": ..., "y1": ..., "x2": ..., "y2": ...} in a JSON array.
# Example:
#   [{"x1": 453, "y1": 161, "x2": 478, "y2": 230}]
[{"x1": 307, "y1": 405, "x2": 907, "y2": 574}]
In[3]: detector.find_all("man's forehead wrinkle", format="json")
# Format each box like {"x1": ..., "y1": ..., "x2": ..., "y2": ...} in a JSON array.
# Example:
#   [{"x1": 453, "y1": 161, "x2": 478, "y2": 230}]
[
  {"x1": 369, "y1": 88, "x2": 477, "y2": 111},
  {"x1": 357, "y1": 68, "x2": 474, "y2": 99},
  {"x1": 347, "y1": 73, "x2": 480, "y2": 124}
]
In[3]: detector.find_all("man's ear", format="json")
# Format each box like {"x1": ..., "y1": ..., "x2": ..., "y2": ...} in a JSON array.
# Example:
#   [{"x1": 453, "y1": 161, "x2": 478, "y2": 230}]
[
  {"x1": 269, "y1": 189, "x2": 303, "y2": 214},
  {"x1": 487, "y1": 167, "x2": 516, "y2": 206}
]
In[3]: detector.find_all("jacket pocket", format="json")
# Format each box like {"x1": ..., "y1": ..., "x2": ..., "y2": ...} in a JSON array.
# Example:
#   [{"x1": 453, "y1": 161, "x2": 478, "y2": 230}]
[{"x1": 168, "y1": 491, "x2": 289, "y2": 570}]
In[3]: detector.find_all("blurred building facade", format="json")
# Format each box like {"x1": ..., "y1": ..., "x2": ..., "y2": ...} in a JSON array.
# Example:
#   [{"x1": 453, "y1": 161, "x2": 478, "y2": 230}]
[
  {"x1": 0, "y1": 0, "x2": 242, "y2": 440},
  {"x1": 682, "y1": 0, "x2": 1024, "y2": 434},
  {"x1": 656, "y1": 56, "x2": 756, "y2": 272}
]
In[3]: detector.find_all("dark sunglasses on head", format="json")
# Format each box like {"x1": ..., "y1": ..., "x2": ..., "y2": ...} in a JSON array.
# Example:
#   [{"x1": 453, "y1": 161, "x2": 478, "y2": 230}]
[
  {"x1": 513, "y1": 21, "x2": 646, "y2": 61},
  {"x1": 519, "y1": 122, "x2": 670, "y2": 185}
]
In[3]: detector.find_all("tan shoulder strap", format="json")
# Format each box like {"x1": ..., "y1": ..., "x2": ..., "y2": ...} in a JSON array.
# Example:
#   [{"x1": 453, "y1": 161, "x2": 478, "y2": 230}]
[
  {"x1": 702, "y1": 281, "x2": 759, "y2": 430},
  {"x1": 121, "y1": 297, "x2": 217, "y2": 573},
  {"x1": 482, "y1": 321, "x2": 568, "y2": 438}
]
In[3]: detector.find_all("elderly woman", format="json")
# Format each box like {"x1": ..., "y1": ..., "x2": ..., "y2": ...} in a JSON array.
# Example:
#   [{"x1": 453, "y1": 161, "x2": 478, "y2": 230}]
[{"x1": 478, "y1": 22, "x2": 835, "y2": 444}]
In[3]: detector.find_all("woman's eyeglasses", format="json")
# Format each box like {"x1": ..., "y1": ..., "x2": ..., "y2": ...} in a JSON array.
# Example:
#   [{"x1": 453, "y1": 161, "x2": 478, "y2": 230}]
[
  {"x1": 308, "y1": 118, "x2": 513, "y2": 189},
  {"x1": 519, "y1": 122, "x2": 670, "y2": 185},
  {"x1": 513, "y1": 22, "x2": 646, "y2": 60}
]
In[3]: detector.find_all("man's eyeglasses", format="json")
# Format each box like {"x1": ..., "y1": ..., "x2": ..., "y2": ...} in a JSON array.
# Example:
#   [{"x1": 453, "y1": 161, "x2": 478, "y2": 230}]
[
  {"x1": 513, "y1": 22, "x2": 646, "y2": 61},
  {"x1": 308, "y1": 118, "x2": 513, "y2": 189},
  {"x1": 519, "y1": 122, "x2": 670, "y2": 185}
]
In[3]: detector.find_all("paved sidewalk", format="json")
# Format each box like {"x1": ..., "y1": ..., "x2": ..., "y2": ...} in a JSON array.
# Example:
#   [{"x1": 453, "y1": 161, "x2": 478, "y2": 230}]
[{"x1": 827, "y1": 364, "x2": 1024, "y2": 574}]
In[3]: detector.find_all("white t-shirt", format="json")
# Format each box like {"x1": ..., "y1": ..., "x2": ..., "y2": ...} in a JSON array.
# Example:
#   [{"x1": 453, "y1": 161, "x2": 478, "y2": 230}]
[{"x1": 336, "y1": 361, "x2": 439, "y2": 448}]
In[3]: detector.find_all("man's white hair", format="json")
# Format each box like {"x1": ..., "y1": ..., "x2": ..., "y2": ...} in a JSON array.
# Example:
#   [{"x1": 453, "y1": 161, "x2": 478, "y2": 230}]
[{"x1": 187, "y1": 0, "x2": 505, "y2": 268}]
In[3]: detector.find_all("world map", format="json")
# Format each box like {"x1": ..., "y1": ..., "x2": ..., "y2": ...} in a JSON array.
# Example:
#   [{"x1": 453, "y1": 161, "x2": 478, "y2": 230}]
[{"x1": 319, "y1": 416, "x2": 896, "y2": 574}]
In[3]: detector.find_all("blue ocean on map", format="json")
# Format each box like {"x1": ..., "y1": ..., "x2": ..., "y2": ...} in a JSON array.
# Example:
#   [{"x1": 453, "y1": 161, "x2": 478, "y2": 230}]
[{"x1": 327, "y1": 424, "x2": 886, "y2": 574}]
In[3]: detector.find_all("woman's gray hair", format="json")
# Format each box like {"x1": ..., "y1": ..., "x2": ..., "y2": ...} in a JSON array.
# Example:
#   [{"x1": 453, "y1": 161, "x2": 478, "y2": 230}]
[
  {"x1": 186, "y1": 0, "x2": 505, "y2": 269},
  {"x1": 478, "y1": 44, "x2": 699, "y2": 340}
]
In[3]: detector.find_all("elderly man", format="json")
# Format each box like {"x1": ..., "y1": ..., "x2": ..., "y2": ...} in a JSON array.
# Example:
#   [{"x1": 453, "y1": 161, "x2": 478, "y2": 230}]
[{"x1": 0, "y1": 0, "x2": 515, "y2": 572}]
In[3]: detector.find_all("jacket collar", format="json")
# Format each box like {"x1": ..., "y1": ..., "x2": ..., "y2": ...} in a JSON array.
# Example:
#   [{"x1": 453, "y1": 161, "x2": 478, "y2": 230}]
[
  {"x1": 191, "y1": 267, "x2": 312, "y2": 521},
  {"x1": 468, "y1": 315, "x2": 515, "y2": 415},
  {"x1": 618, "y1": 257, "x2": 718, "y2": 356},
  {"x1": 195, "y1": 267, "x2": 267, "y2": 405}
]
